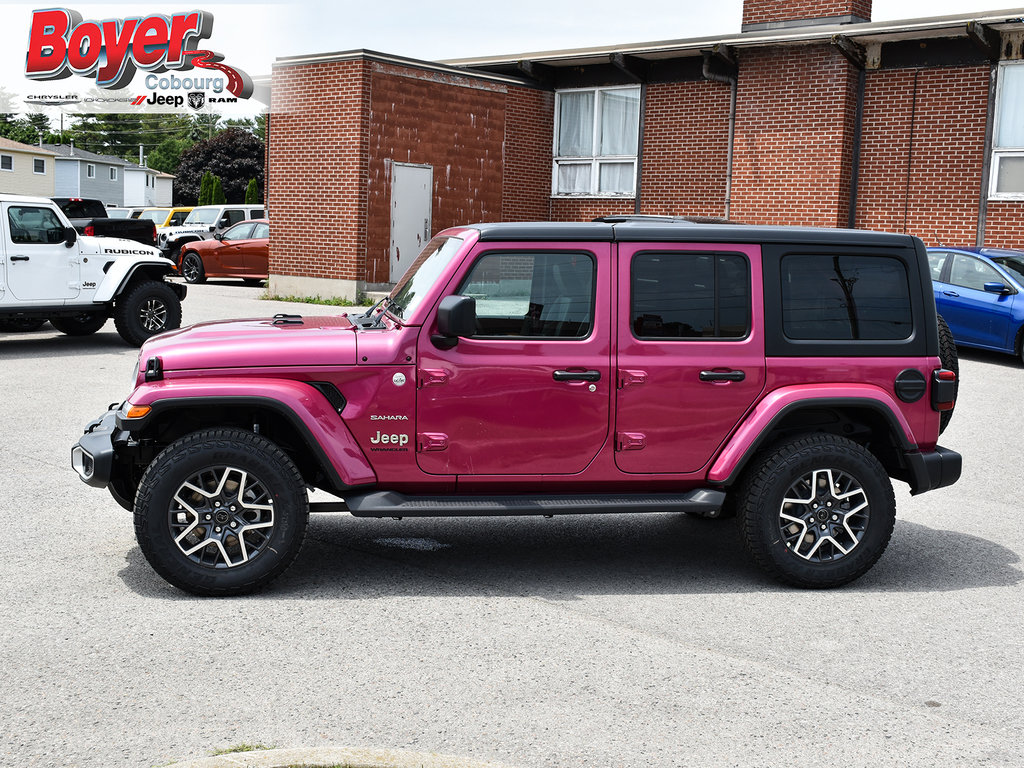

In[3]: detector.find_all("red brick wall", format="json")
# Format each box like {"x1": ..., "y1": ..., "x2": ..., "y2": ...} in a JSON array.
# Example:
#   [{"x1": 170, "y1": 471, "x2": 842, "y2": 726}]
[
  {"x1": 551, "y1": 198, "x2": 635, "y2": 221},
  {"x1": 856, "y1": 67, "x2": 988, "y2": 246},
  {"x1": 267, "y1": 60, "x2": 369, "y2": 282},
  {"x1": 638, "y1": 80, "x2": 732, "y2": 218},
  {"x1": 366, "y1": 63, "x2": 507, "y2": 283},
  {"x1": 731, "y1": 45, "x2": 859, "y2": 227},
  {"x1": 503, "y1": 87, "x2": 554, "y2": 220},
  {"x1": 983, "y1": 202, "x2": 1024, "y2": 246},
  {"x1": 742, "y1": 0, "x2": 871, "y2": 26}
]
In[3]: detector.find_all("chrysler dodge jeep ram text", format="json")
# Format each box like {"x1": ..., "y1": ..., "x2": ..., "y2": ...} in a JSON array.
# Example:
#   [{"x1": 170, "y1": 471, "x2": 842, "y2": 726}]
[{"x1": 73, "y1": 218, "x2": 961, "y2": 595}]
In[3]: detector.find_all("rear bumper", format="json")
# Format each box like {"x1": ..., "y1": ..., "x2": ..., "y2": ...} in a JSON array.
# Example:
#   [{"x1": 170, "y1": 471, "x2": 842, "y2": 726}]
[{"x1": 904, "y1": 445, "x2": 962, "y2": 495}]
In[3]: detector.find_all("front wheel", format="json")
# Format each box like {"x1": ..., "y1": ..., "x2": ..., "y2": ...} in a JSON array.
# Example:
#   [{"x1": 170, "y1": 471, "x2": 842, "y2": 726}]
[
  {"x1": 738, "y1": 434, "x2": 896, "y2": 589},
  {"x1": 49, "y1": 312, "x2": 107, "y2": 336},
  {"x1": 113, "y1": 280, "x2": 182, "y2": 346},
  {"x1": 133, "y1": 428, "x2": 309, "y2": 596},
  {"x1": 180, "y1": 251, "x2": 206, "y2": 284}
]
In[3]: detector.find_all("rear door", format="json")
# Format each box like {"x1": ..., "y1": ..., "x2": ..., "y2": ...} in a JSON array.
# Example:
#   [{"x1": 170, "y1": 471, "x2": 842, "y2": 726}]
[
  {"x1": 615, "y1": 242, "x2": 765, "y2": 474},
  {"x1": 416, "y1": 242, "x2": 611, "y2": 476}
]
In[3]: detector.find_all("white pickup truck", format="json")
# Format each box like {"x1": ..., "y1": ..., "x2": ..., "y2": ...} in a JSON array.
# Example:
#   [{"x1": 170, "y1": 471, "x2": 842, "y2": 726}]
[{"x1": 0, "y1": 193, "x2": 185, "y2": 346}]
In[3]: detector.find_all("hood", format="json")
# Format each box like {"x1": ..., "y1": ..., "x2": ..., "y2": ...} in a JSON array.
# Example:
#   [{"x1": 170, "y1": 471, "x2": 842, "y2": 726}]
[
  {"x1": 79, "y1": 235, "x2": 165, "y2": 260},
  {"x1": 139, "y1": 315, "x2": 357, "y2": 375}
]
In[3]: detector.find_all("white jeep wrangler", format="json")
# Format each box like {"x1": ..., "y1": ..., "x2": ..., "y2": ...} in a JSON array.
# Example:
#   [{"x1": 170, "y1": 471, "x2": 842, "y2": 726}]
[{"x1": 0, "y1": 194, "x2": 186, "y2": 346}]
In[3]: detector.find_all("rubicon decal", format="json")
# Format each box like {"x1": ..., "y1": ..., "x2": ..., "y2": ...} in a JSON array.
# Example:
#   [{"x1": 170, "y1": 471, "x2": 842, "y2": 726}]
[{"x1": 25, "y1": 8, "x2": 253, "y2": 99}]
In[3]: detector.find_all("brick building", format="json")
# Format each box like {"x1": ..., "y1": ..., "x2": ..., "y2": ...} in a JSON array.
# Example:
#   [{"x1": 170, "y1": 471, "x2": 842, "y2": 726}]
[{"x1": 267, "y1": 0, "x2": 1024, "y2": 299}]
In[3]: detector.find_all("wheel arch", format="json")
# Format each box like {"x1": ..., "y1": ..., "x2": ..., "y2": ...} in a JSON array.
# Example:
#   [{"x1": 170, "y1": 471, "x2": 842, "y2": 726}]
[
  {"x1": 95, "y1": 260, "x2": 178, "y2": 303},
  {"x1": 710, "y1": 395, "x2": 916, "y2": 488}
]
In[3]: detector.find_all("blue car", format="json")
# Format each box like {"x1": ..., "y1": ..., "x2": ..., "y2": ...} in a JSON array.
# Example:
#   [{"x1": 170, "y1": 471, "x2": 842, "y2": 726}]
[{"x1": 927, "y1": 247, "x2": 1024, "y2": 362}]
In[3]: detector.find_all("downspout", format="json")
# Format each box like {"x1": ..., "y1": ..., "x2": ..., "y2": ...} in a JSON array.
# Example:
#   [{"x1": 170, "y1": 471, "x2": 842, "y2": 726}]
[
  {"x1": 703, "y1": 51, "x2": 737, "y2": 221},
  {"x1": 903, "y1": 70, "x2": 920, "y2": 234},
  {"x1": 848, "y1": 67, "x2": 865, "y2": 229},
  {"x1": 634, "y1": 83, "x2": 646, "y2": 214},
  {"x1": 977, "y1": 63, "x2": 997, "y2": 246}
]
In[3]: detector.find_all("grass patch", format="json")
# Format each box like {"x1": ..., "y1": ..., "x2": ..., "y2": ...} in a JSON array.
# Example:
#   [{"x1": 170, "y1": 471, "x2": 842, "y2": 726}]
[
  {"x1": 261, "y1": 292, "x2": 367, "y2": 307},
  {"x1": 210, "y1": 743, "x2": 275, "y2": 756}
]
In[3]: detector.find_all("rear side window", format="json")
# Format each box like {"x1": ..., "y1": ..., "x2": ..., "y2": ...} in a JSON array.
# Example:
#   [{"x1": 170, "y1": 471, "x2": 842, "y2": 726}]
[
  {"x1": 458, "y1": 251, "x2": 595, "y2": 339},
  {"x1": 631, "y1": 251, "x2": 750, "y2": 339},
  {"x1": 781, "y1": 254, "x2": 912, "y2": 340}
]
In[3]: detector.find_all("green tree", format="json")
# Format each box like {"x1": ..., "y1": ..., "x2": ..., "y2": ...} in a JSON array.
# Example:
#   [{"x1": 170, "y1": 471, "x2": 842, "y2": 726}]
[
  {"x1": 244, "y1": 178, "x2": 259, "y2": 204},
  {"x1": 211, "y1": 174, "x2": 225, "y2": 204},
  {"x1": 198, "y1": 171, "x2": 213, "y2": 205}
]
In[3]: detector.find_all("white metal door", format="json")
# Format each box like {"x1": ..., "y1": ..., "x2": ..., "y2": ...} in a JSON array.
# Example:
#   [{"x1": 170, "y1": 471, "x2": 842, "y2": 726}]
[
  {"x1": 3, "y1": 202, "x2": 79, "y2": 303},
  {"x1": 389, "y1": 163, "x2": 432, "y2": 282}
]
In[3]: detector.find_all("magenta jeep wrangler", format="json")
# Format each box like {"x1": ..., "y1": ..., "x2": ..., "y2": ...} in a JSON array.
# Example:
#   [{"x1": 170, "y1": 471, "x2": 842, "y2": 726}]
[{"x1": 73, "y1": 218, "x2": 961, "y2": 595}]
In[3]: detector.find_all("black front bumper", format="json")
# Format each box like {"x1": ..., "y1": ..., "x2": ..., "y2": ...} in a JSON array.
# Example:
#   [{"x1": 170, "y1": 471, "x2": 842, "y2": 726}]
[
  {"x1": 904, "y1": 445, "x2": 962, "y2": 495},
  {"x1": 72, "y1": 407, "x2": 134, "y2": 510}
]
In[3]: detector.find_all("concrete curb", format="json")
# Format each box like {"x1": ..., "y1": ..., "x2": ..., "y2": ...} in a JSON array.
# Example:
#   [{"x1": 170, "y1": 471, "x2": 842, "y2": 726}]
[{"x1": 166, "y1": 746, "x2": 523, "y2": 768}]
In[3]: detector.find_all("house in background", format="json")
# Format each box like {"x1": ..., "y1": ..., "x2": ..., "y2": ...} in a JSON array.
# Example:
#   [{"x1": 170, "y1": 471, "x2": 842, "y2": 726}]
[
  {"x1": 43, "y1": 144, "x2": 126, "y2": 206},
  {"x1": 267, "y1": 0, "x2": 1024, "y2": 301},
  {"x1": 123, "y1": 161, "x2": 167, "y2": 207},
  {"x1": 0, "y1": 137, "x2": 56, "y2": 197},
  {"x1": 154, "y1": 171, "x2": 174, "y2": 206}
]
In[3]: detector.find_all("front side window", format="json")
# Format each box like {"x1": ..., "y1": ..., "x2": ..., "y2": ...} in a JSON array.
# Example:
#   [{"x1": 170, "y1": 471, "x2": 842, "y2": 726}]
[
  {"x1": 223, "y1": 209, "x2": 245, "y2": 225},
  {"x1": 781, "y1": 254, "x2": 912, "y2": 340},
  {"x1": 949, "y1": 254, "x2": 1002, "y2": 291},
  {"x1": 631, "y1": 252, "x2": 750, "y2": 339},
  {"x1": 553, "y1": 86, "x2": 640, "y2": 197},
  {"x1": 223, "y1": 222, "x2": 255, "y2": 240},
  {"x1": 7, "y1": 206, "x2": 66, "y2": 244},
  {"x1": 991, "y1": 63, "x2": 1024, "y2": 198},
  {"x1": 457, "y1": 251, "x2": 595, "y2": 338}
]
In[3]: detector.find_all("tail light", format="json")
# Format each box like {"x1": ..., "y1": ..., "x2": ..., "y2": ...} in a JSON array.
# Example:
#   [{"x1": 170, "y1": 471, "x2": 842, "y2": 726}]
[
  {"x1": 931, "y1": 369, "x2": 956, "y2": 411},
  {"x1": 84, "y1": 224, "x2": 94, "y2": 236},
  {"x1": 150, "y1": 223, "x2": 156, "y2": 244}
]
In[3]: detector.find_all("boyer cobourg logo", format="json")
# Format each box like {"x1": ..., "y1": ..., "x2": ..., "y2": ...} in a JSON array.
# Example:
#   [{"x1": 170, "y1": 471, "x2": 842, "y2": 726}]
[{"x1": 24, "y1": 8, "x2": 253, "y2": 101}]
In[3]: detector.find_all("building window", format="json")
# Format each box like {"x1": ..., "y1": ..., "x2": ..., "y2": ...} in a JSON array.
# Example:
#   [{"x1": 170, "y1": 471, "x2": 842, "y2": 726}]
[
  {"x1": 553, "y1": 86, "x2": 641, "y2": 197},
  {"x1": 86, "y1": 164, "x2": 95, "y2": 178},
  {"x1": 991, "y1": 63, "x2": 1024, "y2": 199},
  {"x1": 109, "y1": 167, "x2": 118, "y2": 181},
  {"x1": 1, "y1": 154, "x2": 12, "y2": 171},
  {"x1": 33, "y1": 158, "x2": 45, "y2": 174}
]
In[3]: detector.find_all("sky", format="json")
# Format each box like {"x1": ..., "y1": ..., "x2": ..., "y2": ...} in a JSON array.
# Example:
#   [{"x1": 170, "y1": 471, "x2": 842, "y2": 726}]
[{"x1": 0, "y1": 0, "x2": 1015, "y2": 120}]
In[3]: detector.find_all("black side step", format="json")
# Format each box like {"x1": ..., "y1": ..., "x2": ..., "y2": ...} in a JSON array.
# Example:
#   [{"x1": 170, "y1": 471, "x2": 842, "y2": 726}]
[{"x1": 337, "y1": 489, "x2": 726, "y2": 518}]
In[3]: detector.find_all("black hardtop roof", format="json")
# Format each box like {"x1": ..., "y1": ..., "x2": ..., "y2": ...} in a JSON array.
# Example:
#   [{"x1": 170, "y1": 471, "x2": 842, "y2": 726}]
[{"x1": 468, "y1": 219, "x2": 918, "y2": 247}]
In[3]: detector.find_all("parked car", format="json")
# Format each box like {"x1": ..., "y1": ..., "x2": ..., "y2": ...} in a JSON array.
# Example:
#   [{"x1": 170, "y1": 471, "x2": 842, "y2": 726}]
[
  {"x1": 1, "y1": 194, "x2": 185, "y2": 346},
  {"x1": 927, "y1": 246, "x2": 1024, "y2": 362},
  {"x1": 138, "y1": 207, "x2": 193, "y2": 228},
  {"x1": 158, "y1": 204, "x2": 265, "y2": 263},
  {"x1": 53, "y1": 197, "x2": 156, "y2": 248},
  {"x1": 179, "y1": 218, "x2": 268, "y2": 284},
  {"x1": 74, "y1": 218, "x2": 961, "y2": 595}
]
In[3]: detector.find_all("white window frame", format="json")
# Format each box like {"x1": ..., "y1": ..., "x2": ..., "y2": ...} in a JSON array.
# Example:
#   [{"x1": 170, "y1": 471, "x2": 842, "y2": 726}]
[
  {"x1": 0, "y1": 154, "x2": 12, "y2": 172},
  {"x1": 552, "y1": 85, "x2": 641, "y2": 198},
  {"x1": 990, "y1": 62, "x2": 1024, "y2": 200},
  {"x1": 109, "y1": 166, "x2": 118, "y2": 181},
  {"x1": 33, "y1": 158, "x2": 45, "y2": 175},
  {"x1": 86, "y1": 163, "x2": 95, "y2": 178}
]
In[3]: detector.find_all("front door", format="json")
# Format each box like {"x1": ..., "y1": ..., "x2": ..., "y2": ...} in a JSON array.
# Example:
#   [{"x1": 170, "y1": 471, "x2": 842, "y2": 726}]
[
  {"x1": 3, "y1": 202, "x2": 78, "y2": 303},
  {"x1": 416, "y1": 244, "x2": 612, "y2": 476},
  {"x1": 615, "y1": 243, "x2": 766, "y2": 474},
  {"x1": 390, "y1": 163, "x2": 432, "y2": 282}
]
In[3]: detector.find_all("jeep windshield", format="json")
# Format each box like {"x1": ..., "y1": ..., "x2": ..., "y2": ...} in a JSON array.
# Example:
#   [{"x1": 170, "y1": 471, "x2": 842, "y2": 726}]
[
  {"x1": 183, "y1": 208, "x2": 219, "y2": 225},
  {"x1": 384, "y1": 236, "x2": 464, "y2": 321}
]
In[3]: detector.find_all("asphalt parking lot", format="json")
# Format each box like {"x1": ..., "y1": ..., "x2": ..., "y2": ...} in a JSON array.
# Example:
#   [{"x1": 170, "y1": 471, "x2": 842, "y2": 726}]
[{"x1": 1, "y1": 280, "x2": 1022, "y2": 767}]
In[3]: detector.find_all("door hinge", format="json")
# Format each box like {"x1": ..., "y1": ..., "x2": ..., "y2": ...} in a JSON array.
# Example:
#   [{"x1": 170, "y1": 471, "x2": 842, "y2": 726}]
[
  {"x1": 417, "y1": 432, "x2": 449, "y2": 452},
  {"x1": 616, "y1": 432, "x2": 646, "y2": 451},
  {"x1": 418, "y1": 368, "x2": 449, "y2": 388},
  {"x1": 617, "y1": 369, "x2": 648, "y2": 389}
]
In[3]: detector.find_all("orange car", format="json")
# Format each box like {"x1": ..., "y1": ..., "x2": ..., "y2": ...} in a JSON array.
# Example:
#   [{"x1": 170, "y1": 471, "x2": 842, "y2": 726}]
[{"x1": 179, "y1": 219, "x2": 268, "y2": 284}]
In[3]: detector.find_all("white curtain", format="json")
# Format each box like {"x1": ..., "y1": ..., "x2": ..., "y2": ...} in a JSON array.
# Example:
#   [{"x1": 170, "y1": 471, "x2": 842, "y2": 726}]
[
  {"x1": 600, "y1": 89, "x2": 640, "y2": 156},
  {"x1": 558, "y1": 92, "x2": 594, "y2": 156},
  {"x1": 598, "y1": 162, "x2": 635, "y2": 194},
  {"x1": 557, "y1": 163, "x2": 591, "y2": 194},
  {"x1": 998, "y1": 64, "x2": 1024, "y2": 148}
]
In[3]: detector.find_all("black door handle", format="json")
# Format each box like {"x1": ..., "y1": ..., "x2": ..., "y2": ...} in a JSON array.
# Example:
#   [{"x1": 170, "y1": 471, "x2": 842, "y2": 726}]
[
  {"x1": 10, "y1": 256, "x2": 29, "y2": 262},
  {"x1": 553, "y1": 369, "x2": 601, "y2": 382},
  {"x1": 943, "y1": 290, "x2": 959, "y2": 297},
  {"x1": 699, "y1": 370, "x2": 746, "y2": 382}
]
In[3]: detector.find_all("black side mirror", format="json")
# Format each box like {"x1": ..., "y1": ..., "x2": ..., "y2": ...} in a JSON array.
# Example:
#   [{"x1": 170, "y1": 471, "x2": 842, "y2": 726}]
[
  {"x1": 214, "y1": 233, "x2": 224, "y2": 241},
  {"x1": 983, "y1": 281, "x2": 1013, "y2": 295},
  {"x1": 63, "y1": 226, "x2": 77, "y2": 247},
  {"x1": 433, "y1": 295, "x2": 476, "y2": 349}
]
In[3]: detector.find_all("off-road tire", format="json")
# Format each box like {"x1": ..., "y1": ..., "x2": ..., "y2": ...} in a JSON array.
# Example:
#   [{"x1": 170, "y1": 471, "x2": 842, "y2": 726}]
[
  {"x1": 738, "y1": 433, "x2": 896, "y2": 589},
  {"x1": 936, "y1": 314, "x2": 958, "y2": 434},
  {"x1": 113, "y1": 280, "x2": 181, "y2": 346},
  {"x1": 49, "y1": 312, "x2": 107, "y2": 336},
  {"x1": 181, "y1": 251, "x2": 206, "y2": 284},
  {"x1": 134, "y1": 428, "x2": 309, "y2": 596}
]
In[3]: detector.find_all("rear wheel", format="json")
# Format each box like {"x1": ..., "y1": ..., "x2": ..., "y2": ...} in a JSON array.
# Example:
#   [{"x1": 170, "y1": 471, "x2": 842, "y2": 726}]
[
  {"x1": 133, "y1": 428, "x2": 309, "y2": 596},
  {"x1": 181, "y1": 251, "x2": 206, "y2": 284},
  {"x1": 936, "y1": 314, "x2": 958, "y2": 434},
  {"x1": 738, "y1": 434, "x2": 896, "y2": 589},
  {"x1": 113, "y1": 280, "x2": 182, "y2": 346},
  {"x1": 49, "y1": 312, "x2": 107, "y2": 336}
]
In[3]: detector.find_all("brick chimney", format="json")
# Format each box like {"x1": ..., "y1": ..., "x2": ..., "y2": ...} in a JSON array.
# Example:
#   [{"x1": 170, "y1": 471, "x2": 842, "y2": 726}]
[{"x1": 742, "y1": 0, "x2": 871, "y2": 32}]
